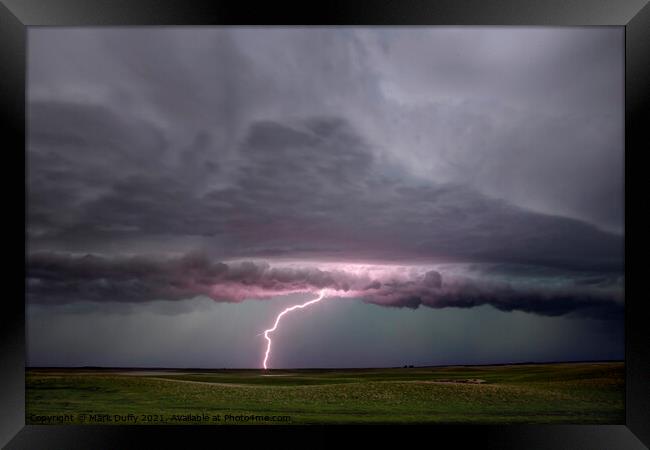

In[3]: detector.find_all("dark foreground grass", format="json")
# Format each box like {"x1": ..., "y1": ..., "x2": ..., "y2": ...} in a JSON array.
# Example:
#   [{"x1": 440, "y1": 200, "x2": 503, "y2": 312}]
[{"x1": 26, "y1": 362, "x2": 624, "y2": 425}]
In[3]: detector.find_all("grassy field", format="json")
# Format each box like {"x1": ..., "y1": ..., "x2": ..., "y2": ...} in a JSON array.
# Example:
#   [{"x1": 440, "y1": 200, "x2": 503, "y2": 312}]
[{"x1": 26, "y1": 362, "x2": 624, "y2": 425}]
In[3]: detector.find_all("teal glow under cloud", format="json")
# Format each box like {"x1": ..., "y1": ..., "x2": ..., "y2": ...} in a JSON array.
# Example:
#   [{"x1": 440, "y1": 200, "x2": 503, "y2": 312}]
[{"x1": 27, "y1": 293, "x2": 622, "y2": 368}]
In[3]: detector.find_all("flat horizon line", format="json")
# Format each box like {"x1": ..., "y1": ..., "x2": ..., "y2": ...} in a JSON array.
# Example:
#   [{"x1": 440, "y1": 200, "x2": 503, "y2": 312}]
[{"x1": 26, "y1": 358, "x2": 624, "y2": 371}]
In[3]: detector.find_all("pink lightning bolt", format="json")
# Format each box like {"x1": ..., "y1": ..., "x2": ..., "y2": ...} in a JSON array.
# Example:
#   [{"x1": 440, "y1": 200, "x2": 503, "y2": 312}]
[{"x1": 262, "y1": 289, "x2": 329, "y2": 370}]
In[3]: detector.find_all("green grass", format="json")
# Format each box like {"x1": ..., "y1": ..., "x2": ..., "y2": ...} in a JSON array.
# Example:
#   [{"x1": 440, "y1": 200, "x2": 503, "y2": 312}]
[{"x1": 26, "y1": 362, "x2": 624, "y2": 425}]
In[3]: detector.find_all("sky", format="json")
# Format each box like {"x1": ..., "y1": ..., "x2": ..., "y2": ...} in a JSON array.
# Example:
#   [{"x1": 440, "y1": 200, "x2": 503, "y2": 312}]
[{"x1": 26, "y1": 27, "x2": 624, "y2": 368}]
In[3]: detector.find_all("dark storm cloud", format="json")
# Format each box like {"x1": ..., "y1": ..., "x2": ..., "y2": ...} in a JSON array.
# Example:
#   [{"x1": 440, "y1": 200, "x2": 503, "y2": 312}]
[
  {"x1": 360, "y1": 270, "x2": 623, "y2": 321},
  {"x1": 27, "y1": 252, "x2": 356, "y2": 305},
  {"x1": 26, "y1": 27, "x2": 624, "y2": 310},
  {"x1": 27, "y1": 28, "x2": 624, "y2": 238},
  {"x1": 27, "y1": 252, "x2": 622, "y2": 320},
  {"x1": 28, "y1": 100, "x2": 622, "y2": 271}
]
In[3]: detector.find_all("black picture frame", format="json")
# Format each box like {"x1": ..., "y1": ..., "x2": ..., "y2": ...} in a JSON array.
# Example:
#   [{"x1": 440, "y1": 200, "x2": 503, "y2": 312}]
[{"x1": 1, "y1": 1, "x2": 648, "y2": 448}]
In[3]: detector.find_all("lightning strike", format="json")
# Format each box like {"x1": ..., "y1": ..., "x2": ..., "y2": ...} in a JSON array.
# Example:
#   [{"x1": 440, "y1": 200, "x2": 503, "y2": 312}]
[{"x1": 261, "y1": 289, "x2": 329, "y2": 370}]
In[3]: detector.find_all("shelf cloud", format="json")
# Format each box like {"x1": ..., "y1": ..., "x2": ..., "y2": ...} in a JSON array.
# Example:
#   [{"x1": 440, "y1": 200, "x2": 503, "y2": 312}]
[{"x1": 28, "y1": 252, "x2": 623, "y2": 321}]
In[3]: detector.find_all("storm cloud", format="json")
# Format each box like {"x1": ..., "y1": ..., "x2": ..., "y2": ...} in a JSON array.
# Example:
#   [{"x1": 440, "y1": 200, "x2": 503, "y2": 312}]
[
  {"x1": 28, "y1": 105, "x2": 623, "y2": 271},
  {"x1": 27, "y1": 28, "x2": 624, "y2": 323},
  {"x1": 27, "y1": 252, "x2": 623, "y2": 321}
]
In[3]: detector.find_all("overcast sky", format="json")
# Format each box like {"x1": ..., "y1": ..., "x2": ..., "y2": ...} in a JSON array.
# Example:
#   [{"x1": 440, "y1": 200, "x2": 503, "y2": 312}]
[{"x1": 26, "y1": 27, "x2": 624, "y2": 368}]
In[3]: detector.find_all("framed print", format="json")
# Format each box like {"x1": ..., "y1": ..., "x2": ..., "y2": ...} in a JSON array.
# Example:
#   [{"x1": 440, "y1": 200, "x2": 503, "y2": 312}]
[{"x1": 1, "y1": 0, "x2": 648, "y2": 448}]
